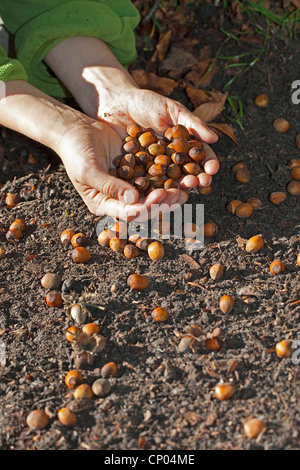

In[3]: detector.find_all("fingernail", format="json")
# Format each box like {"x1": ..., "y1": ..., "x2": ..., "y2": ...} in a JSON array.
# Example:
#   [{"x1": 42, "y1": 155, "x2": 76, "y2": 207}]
[{"x1": 123, "y1": 189, "x2": 136, "y2": 204}]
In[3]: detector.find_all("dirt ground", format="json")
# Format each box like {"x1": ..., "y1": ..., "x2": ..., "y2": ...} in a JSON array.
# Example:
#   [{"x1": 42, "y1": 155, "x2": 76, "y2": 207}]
[{"x1": 0, "y1": 1, "x2": 299, "y2": 451}]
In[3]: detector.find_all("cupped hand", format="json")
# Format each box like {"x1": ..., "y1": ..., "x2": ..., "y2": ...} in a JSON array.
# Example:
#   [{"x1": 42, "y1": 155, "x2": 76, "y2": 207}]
[
  {"x1": 95, "y1": 86, "x2": 220, "y2": 190},
  {"x1": 58, "y1": 118, "x2": 188, "y2": 221}
]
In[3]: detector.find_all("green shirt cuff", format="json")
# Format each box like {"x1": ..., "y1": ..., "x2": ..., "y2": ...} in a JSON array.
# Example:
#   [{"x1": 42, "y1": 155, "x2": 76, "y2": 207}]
[
  {"x1": 0, "y1": 46, "x2": 28, "y2": 83},
  {"x1": 14, "y1": 1, "x2": 140, "y2": 97}
]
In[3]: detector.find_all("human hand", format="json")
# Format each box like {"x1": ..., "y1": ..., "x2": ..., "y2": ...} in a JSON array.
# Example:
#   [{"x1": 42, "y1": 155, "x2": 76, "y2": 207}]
[{"x1": 58, "y1": 118, "x2": 188, "y2": 221}]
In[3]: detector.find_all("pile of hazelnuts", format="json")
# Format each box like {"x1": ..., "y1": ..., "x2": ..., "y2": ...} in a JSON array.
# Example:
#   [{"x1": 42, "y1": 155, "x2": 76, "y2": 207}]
[{"x1": 111, "y1": 123, "x2": 206, "y2": 195}]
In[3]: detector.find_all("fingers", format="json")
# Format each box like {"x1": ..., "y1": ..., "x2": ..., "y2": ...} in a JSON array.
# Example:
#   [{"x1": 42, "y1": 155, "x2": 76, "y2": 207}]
[
  {"x1": 202, "y1": 144, "x2": 220, "y2": 175},
  {"x1": 168, "y1": 101, "x2": 219, "y2": 144},
  {"x1": 88, "y1": 170, "x2": 140, "y2": 205},
  {"x1": 92, "y1": 188, "x2": 188, "y2": 222}
]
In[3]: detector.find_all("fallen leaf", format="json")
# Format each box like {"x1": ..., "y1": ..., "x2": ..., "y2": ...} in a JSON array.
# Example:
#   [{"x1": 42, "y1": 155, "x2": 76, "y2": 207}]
[
  {"x1": 131, "y1": 70, "x2": 177, "y2": 96},
  {"x1": 179, "y1": 253, "x2": 200, "y2": 269},
  {"x1": 159, "y1": 46, "x2": 198, "y2": 80},
  {"x1": 185, "y1": 61, "x2": 219, "y2": 88},
  {"x1": 186, "y1": 85, "x2": 210, "y2": 108},
  {"x1": 208, "y1": 122, "x2": 241, "y2": 148},
  {"x1": 193, "y1": 92, "x2": 228, "y2": 123},
  {"x1": 156, "y1": 29, "x2": 172, "y2": 61}
]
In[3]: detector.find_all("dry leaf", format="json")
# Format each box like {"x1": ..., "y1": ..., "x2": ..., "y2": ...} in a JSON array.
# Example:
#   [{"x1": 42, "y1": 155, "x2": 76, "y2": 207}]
[
  {"x1": 159, "y1": 46, "x2": 198, "y2": 79},
  {"x1": 208, "y1": 122, "x2": 241, "y2": 148},
  {"x1": 193, "y1": 92, "x2": 227, "y2": 123},
  {"x1": 179, "y1": 253, "x2": 200, "y2": 269},
  {"x1": 185, "y1": 61, "x2": 219, "y2": 88},
  {"x1": 131, "y1": 70, "x2": 177, "y2": 96},
  {"x1": 156, "y1": 30, "x2": 172, "y2": 61},
  {"x1": 186, "y1": 85, "x2": 210, "y2": 108}
]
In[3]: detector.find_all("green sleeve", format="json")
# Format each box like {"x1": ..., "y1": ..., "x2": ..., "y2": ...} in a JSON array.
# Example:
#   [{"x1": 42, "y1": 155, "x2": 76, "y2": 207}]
[
  {"x1": 0, "y1": 0, "x2": 140, "y2": 97},
  {"x1": 0, "y1": 46, "x2": 28, "y2": 83}
]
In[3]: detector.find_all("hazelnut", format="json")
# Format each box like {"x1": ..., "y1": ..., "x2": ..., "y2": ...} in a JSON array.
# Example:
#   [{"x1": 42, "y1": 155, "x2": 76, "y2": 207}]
[
  {"x1": 189, "y1": 145, "x2": 205, "y2": 163},
  {"x1": 0, "y1": 247, "x2": 5, "y2": 258},
  {"x1": 287, "y1": 181, "x2": 300, "y2": 195},
  {"x1": 148, "y1": 176, "x2": 165, "y2": 189},
  {"x1": 154, "y1": 155, "x2": 171, "y2": 166},
  {"x1": 226, "y1": 200, "x2": 243, "y2": 215},
  {"x1": 82, "y1": 323, "x2": 101, "y2": 337},
  {"x1": 70, "y1": 304, "x2": 87, "y2": 324},
  {"x1": 219, "y1": 295, "x2": 234, "y2": 313},
  {"x1": 26, "y1": 410, "x2": 50, "y2": 430},
  {"x1": 124, "y1": 243, "x2": 139, "y2": 259},
  {"x1": 164, "y1": 178, "x2": 180, "y2": 190},
  {"x1": 171, "y1": 137, "x2": 190, "y2": 154},
  {"x1": 171, "y1": 152, "x2": 186, "y2": 165},
  {"x1": 71, "y1": 233, "x2": 87, "y2": 248},
  {"x1": 205, "y1": 337, "x2": 221, "y2": 351},
  {"x1": 235, "y1": 167, "x2": 250, "y2": 184},
  {"x1": 101, "y1": 361, "x2": 118, "y2": 378},
  {"x1": 46, "y1": 291, "x2": 63, "y2": 308},
  {"x1": 273, "y1": 117, "x2": 289, "y2": 133},
  {"x1": 235, "y1": 202, "x2": 254, "y2": 218},
  {"x1": 128, "y1": 233, "x2": 141, "y2": 244},
  {"x1": 65, "y1": 370, "x2": 83, "y2": 389},
  {"x1": 97, "y1": 229, "x2": 111, "y2": 247},
  {"x1": 254, "y1": 94, "x2": 268, "y2": 107},
  {"x1": 232, "y1": 162, "x2": 247, "y2": 174},
  {"x1": 136, "y1": 238, "x2": 151, "y2": 251},
  {"x1": 6, "y1": 227, "x2": 22, "y2": 241},
  {"x1": 289, "y1": 158, "x2": 300, "y2": 170},
  {"x1": 297, "y1": 254, "x2": 300, "y2": 266},
  {"x1": 275, "y1": 339, "x2": 293, "y2": 358},
  {"x1": 178, "y1": 335, "x2": 195, "y2": 352},
  {"x1": 133, "y1": 165, "x2": 146, "y2": 178},
  {"x1": 109, "y1": 237, "x2": 127, "y2": 253},
  {"x1": 164, "y1": 127, "x2": 173, "y2": 141},
  {"x1": 245, "y1": 235, "x2": 264, "y2": 253},
  {"x1": 171, "y1": 124, "x2": 190, "y2": 140},
  {"x1": 182, "y1": 162, "x2": 201, "y2": 176},
  {"x1": 71, "y1": 246, "x2": 91, "y2": 263},
  {"x1": 73, "y1": 384, "x2": 94, "y2": 399},
  {"x1": 9, "y1": 219, "x2": 27, "y2": 233},
  {"x1": 198, "y1": 184, "x2": 212, "y2": 195},
  {"x1": 60, "y1": 229, "x2": 75, "y2": 245},
  {"x1": 243, "y1": 418, "x2": 265, "y2": 439},
  {"x1": 5, "y1": 193, "x2": 20, "y2": 208},
  {"x1": 215, "y1": 382, "x2": 235, "y2": 400},
  {"x1": 151, "y1": 307, "x2": 169, "y2": 322},
  {"x1": 296, "y1": 132, "x2": 300, "y2": 149},
  {"x1": 167, "y1": 164, "x2": 182, "y2": 180},
  {"x1": 117, "y1": 165, "x2": 134, "y2": 181},
  {"x1": 209, "y1": 263, "x2": 224, "y2": 280},
  {"x1": 134, "y1": 176, "x2": 149, "y2": 193},
  {"x1": 269, "y1": 191, "x2": 286, "y2": 205},
  {"x1": 148, "y1": 163, "x2": 167, "y2": 177},
  {"x1": 270, "y1": 259, "x2": 284, "y2": 275},
  {"x1": 41, "y1": 273, "x2": 62, "y2": 289},
  {"x1": 203, "y1": 222, "x2": 218, "y2": 237},
  {"x1": 120, "y1": 153, "x2": 136, "y2": 167},
  {"x1": 147, "y1": 241, "x2": 164, "y2": 260},
  {"x1": 126, "y1": 123, "x2": 143, "y2": 138},
  {"x1": 57, "y1": 408, "x2": 76, "y2": 426},
  {"x1": 148, "y1": 143, "x2": 166, "y2": 156},
  {"x1": 127, "y1": 274, "x2": 149, "y2": 290},
  {"x1": 138, "y1": 131, "x2": 157, "y2": 148},
  {"x1": 122, "y1": 139, "x2": 140, "y2": 155},
  {"x1": 135, "y1": 151, "x2": 150, "y2": 167},
  {"x1": 92, "y1": 378, "x2": 111, "y2": 397},
  {"x1": 65, "y1": 326, "x2": 80, "y2": 343},
  {"x1": 246, "y1": 197, "x2": 262, "y2": 209},
  {"x1": 290, "y1": 166, "x2": 300, "y2": 181}
]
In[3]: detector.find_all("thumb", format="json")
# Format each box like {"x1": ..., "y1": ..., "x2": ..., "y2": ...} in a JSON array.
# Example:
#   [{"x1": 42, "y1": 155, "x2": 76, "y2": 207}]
[
  {"x1": 89, "y1": 170, "x2": 139, "y2": 204},
  {"x1": 169, "y1": 101, "x2": 219, "y2": 144}
]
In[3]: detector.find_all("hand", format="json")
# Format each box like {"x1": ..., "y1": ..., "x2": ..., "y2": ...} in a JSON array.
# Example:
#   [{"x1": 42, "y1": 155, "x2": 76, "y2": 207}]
[
  {"x1": 86, "y1": 77, "x2": 220, "y2": 191},
  {"x1": 58, "y1": 118, "x2": 188, "y2": 221},
  {"x1": 44, "y1": 37, "x2": 220, "y2": 192}
]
